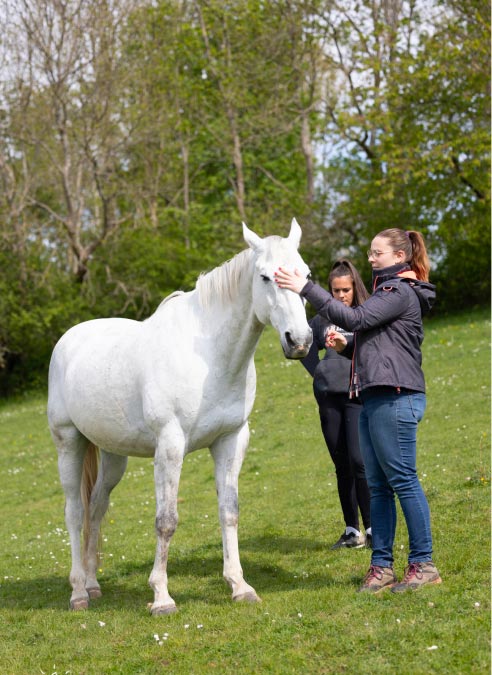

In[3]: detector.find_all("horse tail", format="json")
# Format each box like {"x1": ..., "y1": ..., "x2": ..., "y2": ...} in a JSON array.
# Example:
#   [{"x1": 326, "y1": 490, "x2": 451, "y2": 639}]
[{"x1": 81, "y1": 442, "x2": 100, "y2": 557}]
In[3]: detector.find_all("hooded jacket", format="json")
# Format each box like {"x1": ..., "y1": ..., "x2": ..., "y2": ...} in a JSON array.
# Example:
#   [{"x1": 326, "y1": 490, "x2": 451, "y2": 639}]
[{"x1": 300, "y1": 263, "x2": 436, "y2": 396}]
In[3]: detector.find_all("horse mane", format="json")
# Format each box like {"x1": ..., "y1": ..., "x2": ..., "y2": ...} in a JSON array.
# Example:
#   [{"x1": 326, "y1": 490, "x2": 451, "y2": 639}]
[{"x1": 196, "y1": 248, "x2": 253, "y2": 308}]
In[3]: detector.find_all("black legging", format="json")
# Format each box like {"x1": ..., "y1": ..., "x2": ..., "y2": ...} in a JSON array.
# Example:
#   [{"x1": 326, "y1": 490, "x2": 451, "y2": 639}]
[{"x1": 315, "y1": 390, "x2": 371, "y2": 531}]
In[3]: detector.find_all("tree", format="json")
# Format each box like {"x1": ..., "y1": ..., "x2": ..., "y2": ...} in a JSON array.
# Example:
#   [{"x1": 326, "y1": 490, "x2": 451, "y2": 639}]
[
  {"x1": 3, "y1": 0, "x2": 137, "y2": 283},
  {"x1": 315, "y1": 0, "x2": 490, "y2": 303}
]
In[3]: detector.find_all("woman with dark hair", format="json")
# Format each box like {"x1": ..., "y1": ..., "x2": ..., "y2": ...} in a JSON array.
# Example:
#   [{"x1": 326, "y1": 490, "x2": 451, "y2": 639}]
[
  {"x1": 275, "y1": 229, "x2": 441, "y2": 594},
  {"x1": 301, "y1": 260, "x2": 372, "y2": 549}
]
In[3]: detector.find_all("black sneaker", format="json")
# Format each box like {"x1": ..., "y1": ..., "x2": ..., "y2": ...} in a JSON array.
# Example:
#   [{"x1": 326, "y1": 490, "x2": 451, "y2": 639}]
[{"x1": 331, "y1": 532, "x2": 364, "y2": 549}]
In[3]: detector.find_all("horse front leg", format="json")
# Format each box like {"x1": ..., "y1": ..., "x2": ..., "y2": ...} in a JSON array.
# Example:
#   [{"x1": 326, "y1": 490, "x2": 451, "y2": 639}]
[
  {"x1": 211, "y1": 424, "x2": 260, "y2": 604},
  {"x1": 148, "y1": 435, "x2": 184, "y2": 615}
]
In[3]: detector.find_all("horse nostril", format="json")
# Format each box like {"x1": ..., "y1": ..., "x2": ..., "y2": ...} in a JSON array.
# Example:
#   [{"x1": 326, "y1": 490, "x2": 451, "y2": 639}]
[{"x1": 284, "y1": 332, "x2": 296, "y2": 349}]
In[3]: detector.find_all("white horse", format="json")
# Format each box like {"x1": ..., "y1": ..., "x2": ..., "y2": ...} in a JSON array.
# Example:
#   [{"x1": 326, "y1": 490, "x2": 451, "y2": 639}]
[{"x1": 47, "y1": 219, "x2": 312, "y2": 615}]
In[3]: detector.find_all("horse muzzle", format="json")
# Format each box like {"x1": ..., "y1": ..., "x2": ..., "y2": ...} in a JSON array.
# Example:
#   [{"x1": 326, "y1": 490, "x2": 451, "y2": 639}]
[{"x1": 282, "y1": 331, "x2": 312, "y2": 359}]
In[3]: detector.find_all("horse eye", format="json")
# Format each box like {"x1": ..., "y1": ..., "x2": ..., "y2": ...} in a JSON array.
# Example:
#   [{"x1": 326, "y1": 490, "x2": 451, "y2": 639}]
[{"x1": 261, "y1": 274, "x2": 270, "y2": 282}]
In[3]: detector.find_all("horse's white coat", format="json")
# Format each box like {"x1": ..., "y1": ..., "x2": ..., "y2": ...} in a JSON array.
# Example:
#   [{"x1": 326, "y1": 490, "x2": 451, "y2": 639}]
[{"x1": 47, "y1": 220, "x2": 312, "y2": 614}]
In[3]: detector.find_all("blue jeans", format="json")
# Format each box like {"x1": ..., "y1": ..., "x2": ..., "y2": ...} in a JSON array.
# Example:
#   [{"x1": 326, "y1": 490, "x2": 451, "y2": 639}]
[{"x1": 359, "y1": 389, "x2": 433, "y2": 568}]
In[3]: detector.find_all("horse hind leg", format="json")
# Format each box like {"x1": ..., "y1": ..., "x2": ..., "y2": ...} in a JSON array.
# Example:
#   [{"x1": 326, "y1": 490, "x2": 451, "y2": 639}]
[
  {"x1": 83, "y1": 450, "x2": 128, "y2": 600},
  {"x1": 55, "y1": 428, "x2": 93, "y2": 610}
]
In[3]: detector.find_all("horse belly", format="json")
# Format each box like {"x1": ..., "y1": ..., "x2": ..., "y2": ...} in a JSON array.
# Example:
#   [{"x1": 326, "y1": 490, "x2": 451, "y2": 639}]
[
  {"x1": 68, "y1": 372, "x2": 156, "y2": 456},
  {"x1": 68, "y1": 386, "x2": 155, "y2": 456}
]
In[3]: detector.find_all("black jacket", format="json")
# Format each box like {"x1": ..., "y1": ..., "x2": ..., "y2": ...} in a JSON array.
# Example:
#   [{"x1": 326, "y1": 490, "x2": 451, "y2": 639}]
[
  {"x1": 301, "y1": 315, "x2": 353, "y2": 395},
  {"x1": 300, "y1": 263, "x2": 436, "y2": 396}
]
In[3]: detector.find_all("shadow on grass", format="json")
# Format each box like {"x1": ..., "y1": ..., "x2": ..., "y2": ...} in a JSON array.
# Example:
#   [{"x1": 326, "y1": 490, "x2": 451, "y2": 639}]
[{"x1": 0, "y1": 534, "x2": 349, "y2": 612}]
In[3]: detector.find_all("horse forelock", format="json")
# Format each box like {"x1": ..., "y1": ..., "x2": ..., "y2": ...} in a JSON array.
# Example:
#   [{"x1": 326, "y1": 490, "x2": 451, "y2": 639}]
[{"x1": 196, "y1": 248, "x2": 253, "y2": 308}]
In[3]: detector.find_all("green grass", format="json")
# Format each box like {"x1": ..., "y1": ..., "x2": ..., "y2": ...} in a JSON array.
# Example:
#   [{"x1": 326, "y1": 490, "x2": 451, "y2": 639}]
[{"x1": 0, "y1": 308, "x2": 490, "y2": 674}]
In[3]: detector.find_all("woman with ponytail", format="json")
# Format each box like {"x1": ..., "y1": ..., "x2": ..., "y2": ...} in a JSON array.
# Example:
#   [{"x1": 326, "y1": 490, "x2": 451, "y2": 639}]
[{"x1": 274, "y1": 228, "x2": 441, "y2": 594}]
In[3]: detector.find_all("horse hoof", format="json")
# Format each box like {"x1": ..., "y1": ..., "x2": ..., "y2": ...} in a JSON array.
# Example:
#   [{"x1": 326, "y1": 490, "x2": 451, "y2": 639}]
[
  {"x1": 150, "y1": 603, "x2": 178, "y2": 616},
  {"x1": 70, "y1": 598, "x2": 89, "y2": 611},
  {"x1": 233, "y1": 591, "x2": 261, "y2": 604},
  {"x1": 87, "y1": 587, "x2": 102, "y2": 599}
]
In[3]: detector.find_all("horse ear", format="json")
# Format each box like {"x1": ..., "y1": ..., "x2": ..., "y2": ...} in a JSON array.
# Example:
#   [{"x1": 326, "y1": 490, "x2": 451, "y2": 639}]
[
  {"x1": 242, "y1": 222, "x2": 264, "y2": 251},
  {"x1": 288, "y1": 218, "x2": 302, "y2": 249}
]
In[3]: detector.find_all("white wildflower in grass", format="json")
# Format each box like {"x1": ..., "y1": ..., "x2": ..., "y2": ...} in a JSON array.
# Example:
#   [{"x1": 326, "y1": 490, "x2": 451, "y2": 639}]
[
  {"x1": 474, "y1": 602, "x2": 480, "y2": 608},
  {"x1": 197, "y1": 624, "x2": 203, "y2": 629},
  {"x1": 153, "y1": 633, "x2": 159, "y2": 641},
  {"x1": 184, "y1": 624, "x2": 190, "y2": 629},
  {"x1": 297, "y1": 613, "x2": 302, "y2": 618},
  {"x1": 98, "y1": 621, "x2": 106, "y2": 627},
  {"x1": 427, "y1": 645, "x2": 438, "y2": 651},
  {"x1": 396, "y1": 619, "x2": 401, "y2": 624}
]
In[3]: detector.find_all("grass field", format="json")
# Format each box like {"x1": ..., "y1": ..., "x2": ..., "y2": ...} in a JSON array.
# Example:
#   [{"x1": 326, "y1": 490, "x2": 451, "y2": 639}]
[{"x1": 0, "y1": 307, "x2": 490, "y2": 674}]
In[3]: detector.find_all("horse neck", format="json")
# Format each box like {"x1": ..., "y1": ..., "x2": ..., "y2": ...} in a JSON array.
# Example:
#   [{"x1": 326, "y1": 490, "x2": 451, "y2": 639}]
[
  {"x1": 195, "y1": 256, "x2": 264, "y2": 374},
  {"x1": 218, "y1": 299, "x2": 264, "y2": 375}
]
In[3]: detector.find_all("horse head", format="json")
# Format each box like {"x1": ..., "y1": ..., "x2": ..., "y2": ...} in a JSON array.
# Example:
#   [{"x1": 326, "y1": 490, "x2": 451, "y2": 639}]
[{"x1": 243, "y1": 219, "x2": 313, "y2": 359}]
